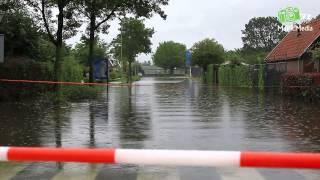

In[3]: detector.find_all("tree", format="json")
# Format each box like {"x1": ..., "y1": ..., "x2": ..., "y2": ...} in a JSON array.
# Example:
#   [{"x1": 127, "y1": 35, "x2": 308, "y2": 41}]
[
  {"x1": 112, "y1": 18, "x2": 154, "y2": 82},
  {"x1": 0, "y1": 1, "x2": 55, "y2": 62},
  {"x1": 0, "y1": 8, "x2": 39, "y2": 57},
  {"x1": 153, "y1": 41, "x2": 186, "y2": 74},
  {"x1": 72, "y1": 36, "x2": 109, "y2": 66},
  {"x1": 25, "y1": 0, "x2": 81, "y2": 91},
  {"x1": 80, "y1": 0, "x2": 169, "y2": 83},
  {"x1": 242, "y1": 17, "x2": 286, "y2": 51},
  {"x1": 239, "y1": 48, "x2": 268, "y2": 65},
  {"x1": 225, "y1": 50, "x2": 244, "y2": 66},
  {"x1": 191, "y1": 38, "x2": 225, "y2": 71},
  {"x1": 0, "y1": 0, "x2": 23, "y2": 12}
]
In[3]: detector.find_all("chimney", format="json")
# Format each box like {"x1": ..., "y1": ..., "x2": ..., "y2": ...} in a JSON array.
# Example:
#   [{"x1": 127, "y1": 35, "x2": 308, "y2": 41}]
[
  {"x1": 296, "y1": 24, "x2": 301, "y2": 37},
  {"x1": 297, "y1": 28, "x2": 301, "y2": 36}
]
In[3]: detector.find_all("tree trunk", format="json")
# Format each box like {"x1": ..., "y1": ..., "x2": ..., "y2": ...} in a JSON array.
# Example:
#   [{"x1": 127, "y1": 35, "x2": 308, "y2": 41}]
[
  {"x1": 128, "y1": 61, "x2": 132, "y2": 83},
  {"x1": 170, "y1": 68, "x2": 174, "y2": 75},
  {"x1": 88, "y1": 9, "x2": 96, "y2": 83},
  {"x1": 54, "y1": 3, "x2": 64, "y2": 95},
  {"x1": 54, "y1": 44, "x2": 63, "y2": 85},
  {"x1": 122, "y1": 61, "x2": 127, "y2": 73},
  {"x1": 202, "y1": 65, "x2": 207, "y2": 82}
]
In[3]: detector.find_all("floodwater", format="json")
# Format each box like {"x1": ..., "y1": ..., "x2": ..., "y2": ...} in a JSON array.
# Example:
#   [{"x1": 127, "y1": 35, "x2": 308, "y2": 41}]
[{"x1": 0, "y1": 77, "x2": 320, "y2": 180}]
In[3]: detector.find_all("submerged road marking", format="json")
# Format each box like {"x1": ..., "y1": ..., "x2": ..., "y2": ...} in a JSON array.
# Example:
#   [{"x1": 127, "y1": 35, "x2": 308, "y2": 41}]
[
  {"x1": 136, "y1": 167, "x2": 180, "y2": 180},
  {"x1": 52, "y1": 164, "x2": 103, "y2": 180},
  {"x1": 217, "y1": 168, "x2": 265, "y2": 180},
  {"x1": 0, "y1": 162, "x2": 28, "y2": 180},
  {"x1": 11, "y1": 163, "x2": 60, "y2": 180}
]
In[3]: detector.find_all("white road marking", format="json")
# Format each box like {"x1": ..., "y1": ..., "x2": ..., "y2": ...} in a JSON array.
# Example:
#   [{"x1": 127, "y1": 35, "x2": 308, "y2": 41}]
[
  {"x1": 295, "y1": 169, "x2": 320, "y2": 180},
  {"x1": 136, "y1": 167, "x2": 180, "y2": 180},
  {"x1": 0, "y1": 162, "x2": 28, "y2": 179},
  {"x1": 52, "y1": 164, "x2": 102, "y2": 180},
  {"x1": 217, "y1": 168, "x2": 265, "y2": 180}
]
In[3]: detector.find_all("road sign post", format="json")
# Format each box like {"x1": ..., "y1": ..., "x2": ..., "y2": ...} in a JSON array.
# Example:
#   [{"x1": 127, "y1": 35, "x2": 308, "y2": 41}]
[{"x1": 186, "y1": 50, "x2": 192, "y2": 77}]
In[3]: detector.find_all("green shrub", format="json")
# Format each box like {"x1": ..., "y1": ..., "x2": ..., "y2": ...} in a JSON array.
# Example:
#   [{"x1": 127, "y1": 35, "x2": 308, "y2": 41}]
[
  {"x1": 258, "y1": 64, "x2": 265, "y2": 90},
  {"x1": 61, "y1": 85, "x2": 104, "y2": 102},
  {"x1": 205, "y1": 64, "x2": 219, "y2": 84},
  {"x1": 109, "y1": 70, "x2": 122, "y2": 81},
  {"x1": 59, "y1": 56, "x2": 104, "y2": 101},
  {"x1": 0, "y1": 56, "x2": 104, "y2": 102},
  {"x1": 61, "y1": 56, "x2": 83, "y2": 82},
  {"x1": 281, "y1": 73, "x2": 320, "y2": 99},
  {"x1": 0, "y1": 59, "x2": 54, "y2": 100},
  {"x1": 206, "y1": 64, "x2": 214, "y2": 84},
  {"x1": 218, "y1": 65, "x2": 252, "y2": 87}
]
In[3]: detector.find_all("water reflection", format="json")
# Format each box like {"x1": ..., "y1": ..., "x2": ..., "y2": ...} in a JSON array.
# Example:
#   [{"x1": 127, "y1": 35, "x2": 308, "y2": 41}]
[
  {"x1": 89, "y1": 104, "x2": 95, "y2": 147},
  {"x1": 115, "y1": 87, "x2": 151, "y2": 148},
  {"x1": 270, "y1": 96, "x2": 320, "y2": 152},
  {"x1": 0, "y1": 78, "x2": 320, "y2": 178},
  {"x1": 0, "y1": 101, "x2": 51, "y2": 146},
  {"x1": 0, "y1": 79, "x2": 319, "y2": 152},
  {"x1": 219, "y1": 87, "x2": 320, "y2": 152},
  {"x1": 53, "y1": 106, "x2": 62, "y2": 148}
]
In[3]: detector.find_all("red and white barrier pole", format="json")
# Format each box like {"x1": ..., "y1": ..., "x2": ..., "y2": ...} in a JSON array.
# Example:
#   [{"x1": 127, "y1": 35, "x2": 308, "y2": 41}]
[{"x1": 1, "y1": 147, "x2": 320, "y2": 169}]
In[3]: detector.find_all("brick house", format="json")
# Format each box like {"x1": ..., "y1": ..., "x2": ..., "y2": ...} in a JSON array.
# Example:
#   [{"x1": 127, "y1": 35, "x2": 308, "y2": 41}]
[{"x1": 265, "y1": 19, "x2": 320, "y2": 73}]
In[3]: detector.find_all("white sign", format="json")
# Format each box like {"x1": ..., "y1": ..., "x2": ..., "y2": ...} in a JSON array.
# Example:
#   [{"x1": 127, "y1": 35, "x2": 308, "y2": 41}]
[{"x1": 0, "y1": 35, "x2": 4, "y2": 63}]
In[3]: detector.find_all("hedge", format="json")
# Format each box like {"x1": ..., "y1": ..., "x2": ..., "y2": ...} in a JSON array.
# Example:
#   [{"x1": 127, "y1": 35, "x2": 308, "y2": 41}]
[
  {"x1": 0, "y1": 56, "x2": 103, "y2": 101},
  {"x1": 0, "y1": 59, "x2": 54, "y2": 100},
  {"x1": 218, "y1": 65, "x2": 253, "y2": 87},
  {"x1": 206, "y1": 64, "x2": 218, "y2": 84},
  {"x1": 281, "y1": 73, "x2": 320, "y2": 99}
]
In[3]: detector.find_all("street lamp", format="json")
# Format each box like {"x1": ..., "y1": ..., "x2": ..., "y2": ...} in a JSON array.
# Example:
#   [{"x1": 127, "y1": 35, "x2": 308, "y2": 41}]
[{"x1": 120, "y1": 26, "x2": 123, "y2": 64}]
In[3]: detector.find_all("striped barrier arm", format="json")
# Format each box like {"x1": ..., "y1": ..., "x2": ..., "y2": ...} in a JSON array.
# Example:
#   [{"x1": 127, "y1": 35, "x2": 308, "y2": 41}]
[{"x1": 0, "y1": 147, "x2": 320, "y2": 169}]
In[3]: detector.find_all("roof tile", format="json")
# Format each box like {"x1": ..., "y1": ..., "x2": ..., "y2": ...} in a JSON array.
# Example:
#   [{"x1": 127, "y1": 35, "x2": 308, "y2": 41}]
[{"x1": 266, "y1": 19, "x2": 320, "y2": 63}]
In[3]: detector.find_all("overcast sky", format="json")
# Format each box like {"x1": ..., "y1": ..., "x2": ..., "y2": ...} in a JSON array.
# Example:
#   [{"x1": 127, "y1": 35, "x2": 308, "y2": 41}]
[{"x1": 66, "y1": 0, "x2": 320, "y2": 62}]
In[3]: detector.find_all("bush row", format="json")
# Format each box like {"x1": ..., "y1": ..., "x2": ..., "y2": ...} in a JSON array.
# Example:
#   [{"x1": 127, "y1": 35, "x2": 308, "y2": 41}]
[
  {"x1": 218, "y1": 65, "x2": 253, "y2": 87},
  {"x1": 205, "y1": 64, "x2": 265, "y2": 89},
  {"x1": 0, "y1": 59, "x2": 54, "y2": 100},
  {"x1": 206, "y1": 64, "x2": 218, "y2": 84},
  {"x1": 0, "y1": 57, "x2": 103, "y2": 101},
  {"x1": 281, "y1": 73, "x2": 320, "y2": 99}
]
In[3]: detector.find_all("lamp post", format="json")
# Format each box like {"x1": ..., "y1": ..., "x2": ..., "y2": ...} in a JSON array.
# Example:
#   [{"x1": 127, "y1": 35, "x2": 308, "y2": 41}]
[
  {"x1": 120, "y1": 26, "x2": 123, "y2": 65},
  {"x1": 118, "y1": 17, "x2": 124, "y2": 76}
]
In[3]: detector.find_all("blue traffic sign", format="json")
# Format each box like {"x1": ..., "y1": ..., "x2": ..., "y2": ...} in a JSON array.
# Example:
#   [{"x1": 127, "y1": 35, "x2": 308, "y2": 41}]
[{"x1": 186, "y1": 50, "x2": 192, "y2": 66}]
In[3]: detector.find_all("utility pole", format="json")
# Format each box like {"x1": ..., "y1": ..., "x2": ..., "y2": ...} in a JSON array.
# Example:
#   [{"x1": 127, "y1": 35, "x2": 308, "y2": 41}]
[
  {"x1": 121, "y1": 26, "x2": 123, "y2": 66},
  {"x1": 119, "y1": 18, "x2": 125, "y2": 76}
]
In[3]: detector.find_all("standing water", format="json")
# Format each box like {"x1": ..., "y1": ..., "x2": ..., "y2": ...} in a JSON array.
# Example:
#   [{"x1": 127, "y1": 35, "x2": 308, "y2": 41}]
[{"x1": 0, "y1": 77, "x2": 319, "y2": 179}]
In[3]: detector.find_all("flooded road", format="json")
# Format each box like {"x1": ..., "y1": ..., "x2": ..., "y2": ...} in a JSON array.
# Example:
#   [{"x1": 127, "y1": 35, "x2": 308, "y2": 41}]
[{"x1": 0, "y1": 77, "x2": 320, "y2": 179}]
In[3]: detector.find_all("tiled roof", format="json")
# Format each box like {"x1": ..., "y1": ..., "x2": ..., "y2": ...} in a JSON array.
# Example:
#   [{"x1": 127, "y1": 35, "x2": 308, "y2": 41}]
[{"x1": 265, "y1": 19, "x2": 320, "y2": 63}]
